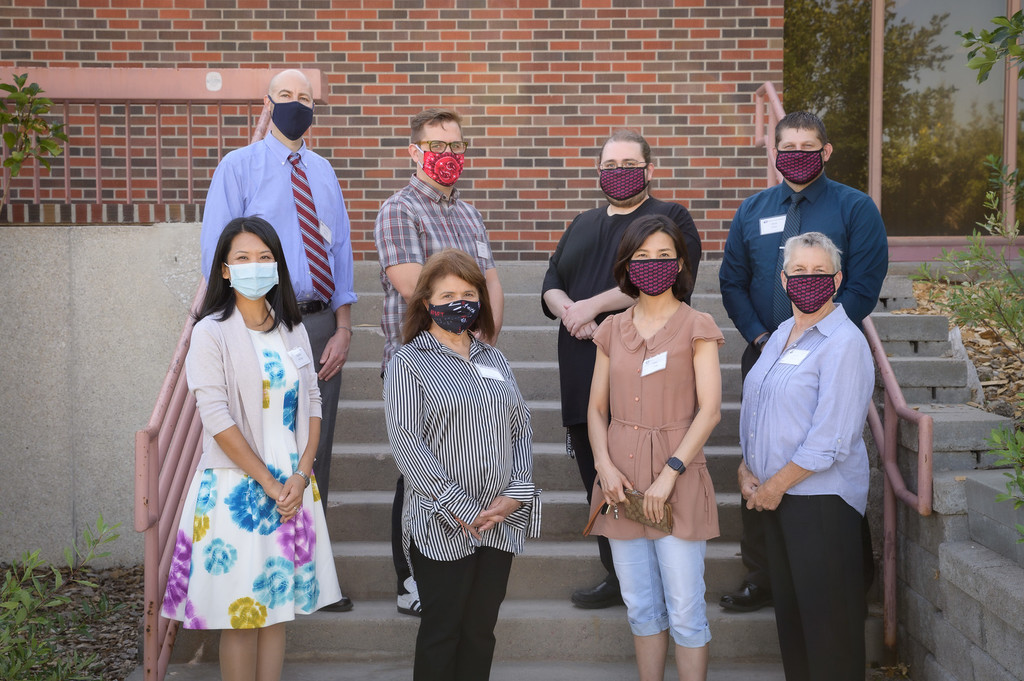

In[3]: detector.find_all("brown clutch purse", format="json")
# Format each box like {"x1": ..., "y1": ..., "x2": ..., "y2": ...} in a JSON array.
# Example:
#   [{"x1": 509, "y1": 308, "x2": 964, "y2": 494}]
[{"x1": 582, "y1": 488, "x2": 673, "y2": 536}]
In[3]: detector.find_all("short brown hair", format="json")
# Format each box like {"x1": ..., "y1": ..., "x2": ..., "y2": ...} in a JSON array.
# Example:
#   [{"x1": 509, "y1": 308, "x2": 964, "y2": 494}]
[
  {"x1": 612, "y1": 214, "x2": 694, "y2": 301},
  {"x1": 775, "y1": 111, "x2": 828, "y2": 146},
  {"x1": 401, "y1": 249, "x2": 495, "y2": 344},
  {"x1": 410, "y1": 108, "x2": 463, "y2": 143}
]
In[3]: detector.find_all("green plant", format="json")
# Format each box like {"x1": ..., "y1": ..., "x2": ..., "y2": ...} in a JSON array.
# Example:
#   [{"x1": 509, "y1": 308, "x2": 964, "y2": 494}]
[
  {"x1": 989, "y1": 425, "x2": 1024, "y2": 542},
  {"x1": 914, "y1": 156, "x2": 1024, "y2": 365},
  {"x1": 958, "y1": 11, "x2": 1024, "y2": 84},
  {"x1": 0, "y1": 516, "x2": 122, "y2": 681},
  {"x1": 0, "y1": 72, "x2": 68, "y2": 212}
]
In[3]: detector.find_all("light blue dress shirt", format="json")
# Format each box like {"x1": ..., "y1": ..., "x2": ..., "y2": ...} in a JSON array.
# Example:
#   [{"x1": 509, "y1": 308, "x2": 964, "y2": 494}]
[
  {"x1": 739, "y1": 304, "x2": 873, "y2": 515},
  {"x1": 200, "y1": 134, "x2": 357, "y2": 310}
]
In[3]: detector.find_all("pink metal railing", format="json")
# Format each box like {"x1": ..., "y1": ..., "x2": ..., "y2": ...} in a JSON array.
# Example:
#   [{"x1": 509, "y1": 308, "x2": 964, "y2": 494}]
[
  {"x1": 133, "y1": 109, "x2": 271, "y2": 681},
  {"x1": 752, "y1": 85, "x2": 934, "y2": 654},
  {"x1": 861, "y1": 317, "x2": 933, "y2": 651}
]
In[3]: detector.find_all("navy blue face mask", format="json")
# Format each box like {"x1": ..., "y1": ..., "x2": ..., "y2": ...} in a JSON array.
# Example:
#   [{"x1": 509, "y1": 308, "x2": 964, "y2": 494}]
[{"x1": 269, "y1": 96, "x2": 314, "y2": 141}]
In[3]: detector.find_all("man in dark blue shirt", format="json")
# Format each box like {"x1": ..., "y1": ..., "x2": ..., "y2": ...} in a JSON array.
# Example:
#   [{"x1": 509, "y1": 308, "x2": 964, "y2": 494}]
[{"x1": 718, "y1": 111, "x2": 887, "y2": 612}]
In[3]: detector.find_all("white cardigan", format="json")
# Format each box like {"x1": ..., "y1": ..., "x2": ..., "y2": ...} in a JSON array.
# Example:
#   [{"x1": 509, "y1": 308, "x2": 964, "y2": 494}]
[{"x1": 186, "y1": 308, "x2": 322, "y2": 471}]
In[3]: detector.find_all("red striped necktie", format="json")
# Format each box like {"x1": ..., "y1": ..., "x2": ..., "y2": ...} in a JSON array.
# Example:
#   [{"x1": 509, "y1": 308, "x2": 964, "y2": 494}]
[{"x1": 288, "y1": 152, "x2": 334, "y2": 303}]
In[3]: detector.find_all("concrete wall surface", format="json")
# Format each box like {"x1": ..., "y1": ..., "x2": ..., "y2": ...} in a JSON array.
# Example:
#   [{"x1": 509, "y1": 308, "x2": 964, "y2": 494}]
[{"x1": 0, "y1": 223, "x2": 201, "y2": 565}]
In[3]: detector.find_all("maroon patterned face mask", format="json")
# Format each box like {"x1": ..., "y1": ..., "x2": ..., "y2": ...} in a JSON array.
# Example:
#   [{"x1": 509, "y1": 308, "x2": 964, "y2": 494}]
[
  {"x1": 628, "y1": 258, "x2": 678, "y2": 297},
  {"x1": 422, "y1": 150, "x2": 465, "y2": 186},
  {"x1": 775, "y1": 148, "x2": 824, "y2": 185},
  {"x1": 600, "y1": 166, "x2": 648, "y2": 201},
  {"x1": 785, "y1": 273, "x2": 836, "y2": 314}
]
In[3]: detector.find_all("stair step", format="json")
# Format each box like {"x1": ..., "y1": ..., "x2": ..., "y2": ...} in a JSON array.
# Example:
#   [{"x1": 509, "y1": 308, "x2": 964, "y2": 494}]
[
  {"x1": 334, "y1": 399, "x2": 743, "y2": 446},
  {"x1": 168, "y1": 598, "x2": 784, "y2": 664},
  {"x1": 330, "y1": 539, "x2": 747, "y2": 601},
  {"x1": 325, "y1": 491, "x2": 745, "y2": 544},
  {"x1": 142, "y1": 660, "x2": 790, "y2": 681},
  {"x1": 329, "y1": 442, "x2": 743, "y2": 493}
]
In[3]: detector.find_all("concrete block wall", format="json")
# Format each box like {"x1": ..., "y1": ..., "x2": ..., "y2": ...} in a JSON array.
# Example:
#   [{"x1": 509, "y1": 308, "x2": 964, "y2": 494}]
[{"x1": 895, "y1": 416, "x2": 1024, "y2": 681}]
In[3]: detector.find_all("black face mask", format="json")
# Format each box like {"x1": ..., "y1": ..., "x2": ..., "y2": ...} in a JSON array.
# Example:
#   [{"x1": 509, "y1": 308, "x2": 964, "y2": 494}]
[
  {"x1": 428, "y1": 300, "x2": 481, "y2": 335},
  {"x1": 269, "y1": 96, "x2": 314, "y2": 141}
]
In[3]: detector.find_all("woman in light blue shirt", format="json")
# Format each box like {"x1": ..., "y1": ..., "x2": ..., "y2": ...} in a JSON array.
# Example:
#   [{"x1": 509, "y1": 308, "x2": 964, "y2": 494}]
[{"x1": 738, "y1": 232, "x2": 873, "y2": 681}]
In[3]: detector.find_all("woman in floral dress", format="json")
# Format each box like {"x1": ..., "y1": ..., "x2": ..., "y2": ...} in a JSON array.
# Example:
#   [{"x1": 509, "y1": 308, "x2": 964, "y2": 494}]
[{"x1": 162, "y1": 216, "x2": 341, "y2": 681}]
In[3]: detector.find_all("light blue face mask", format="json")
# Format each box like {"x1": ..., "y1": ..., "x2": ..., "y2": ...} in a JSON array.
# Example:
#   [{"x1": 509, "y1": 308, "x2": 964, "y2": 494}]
[{"x1": 227, "y1": 262, "x2": 279, "y2": 300}]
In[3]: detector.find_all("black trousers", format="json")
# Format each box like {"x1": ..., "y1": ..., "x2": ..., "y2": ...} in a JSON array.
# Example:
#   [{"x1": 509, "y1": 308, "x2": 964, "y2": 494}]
[
  {"x1": 567, "y1": 423, "x2": 617, "y2": 584},
  {"x1": 738, "y1": 341, "x2": 875, "y2": 592},
  {"x1": 304, "y1": 307, "x2": 343, "y2": 507},
  {"x1": 762, "y1": 495, "x2": 865, "y2": 681},
  {"x1": 409, "y1": 541, "x2": 514, "y2": 681}
]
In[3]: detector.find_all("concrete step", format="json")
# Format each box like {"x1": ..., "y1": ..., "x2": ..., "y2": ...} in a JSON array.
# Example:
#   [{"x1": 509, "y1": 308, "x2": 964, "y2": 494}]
[
  {"x1": 331, "y1": 539, "x2": 746, "y2": 602},
  {"x1": 168, "y1": 598, "x2": 784, "y2": 664},
  {"x1": 897, "y1": 403, "x2": 1014, "y2": 472},
  {"x1": 870, "y1": 312, "x2": 950, "y2": 356},
  {"x1": 328, "y1": 442, "x2": 743, "y2": 493},
  {"x1": 347, "y1": 323, "x2": 751, "y2": 365},
  {"x1": 352, "y1": 290, "x2": 557, "y2": 328},
  {"x1": 341, "y1": 359, "x2": 563, "y2": 401},
  {"x1": 138, "y1": 660, "x2": 790, "y2": 681},
  {"x1": 334, "y1": 399, "x2": 743, "y2": 447},
  {"x1": 325, "y1": 491, "x2": 744, "y2": 544}
]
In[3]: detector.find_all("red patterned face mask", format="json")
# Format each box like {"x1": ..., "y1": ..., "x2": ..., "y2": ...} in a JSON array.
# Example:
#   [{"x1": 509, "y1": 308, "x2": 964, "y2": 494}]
[
  {"x1": 600, "y1": 166, "x2": 648, "y2": 201},
  {"x1": 785, "y1": 273, "x2": 836, "y2": 314},
  {"x1": 421, "y1": 150, "x2": 465, "y2": 186},
  {"x1": 628, "y1": 258, "x2": 679, "y2": 297},
  {"x1": 775, "y1": 148, "x2": 824, "y2": 185}
]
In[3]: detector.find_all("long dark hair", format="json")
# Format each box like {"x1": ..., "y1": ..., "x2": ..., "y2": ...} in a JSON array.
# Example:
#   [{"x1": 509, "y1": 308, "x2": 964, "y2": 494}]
[
  {"x1": 401, "y1": 249, "x2": 495, "y2": 344},
  {"x1": 613, "y1": 214, "x2": 694, "y2": 301},
  {"x1": 194, "y1": 216, "x2": 302, "y2": 331}
]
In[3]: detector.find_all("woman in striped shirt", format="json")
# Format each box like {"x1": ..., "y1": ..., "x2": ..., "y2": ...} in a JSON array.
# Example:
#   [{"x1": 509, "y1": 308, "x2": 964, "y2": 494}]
[{"x1": 383, "y1": 248, "x2": 540, "y2": 681}]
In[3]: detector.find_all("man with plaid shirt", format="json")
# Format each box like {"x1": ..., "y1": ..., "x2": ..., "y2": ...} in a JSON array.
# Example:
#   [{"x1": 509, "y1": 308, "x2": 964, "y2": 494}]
[{"x1": 374, "y1": 107, "x2": 504, "y2": 616}]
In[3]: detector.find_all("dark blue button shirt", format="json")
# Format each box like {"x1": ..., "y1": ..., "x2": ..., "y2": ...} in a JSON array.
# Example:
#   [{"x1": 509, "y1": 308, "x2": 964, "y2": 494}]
[{"x1": 719, "y1": 173, "x2": 888, "y2": 343}]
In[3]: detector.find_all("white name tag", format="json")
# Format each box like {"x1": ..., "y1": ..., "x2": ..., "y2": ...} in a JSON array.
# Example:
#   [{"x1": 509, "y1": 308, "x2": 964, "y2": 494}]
[
  {"x1": 759, "y1": 214, "x2": 786, "y2": 235},
  {"x1": 476, "y1": 240, "x2": 490, "y2": 260},
  {"x1": 779, "y1": 348, "x2": 810, "y2": 365},
  {"x1": 641, "y1": 351, "x2": 668, "y2": 376},
  {"x1": 476, "y1": 364, "x2": 505, "y2": 381},
  {"x1": 319, "y1": 220, "x2": 333, "y2": 245},
  {"x1": 288, "y1": 346, "x2": 312, "y2": 369}
]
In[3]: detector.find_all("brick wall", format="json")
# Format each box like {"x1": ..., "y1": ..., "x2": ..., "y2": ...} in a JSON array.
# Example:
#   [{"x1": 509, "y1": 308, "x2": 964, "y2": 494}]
[{"x1": 1, "y1": 0, "x2": 784, "y2": 260}]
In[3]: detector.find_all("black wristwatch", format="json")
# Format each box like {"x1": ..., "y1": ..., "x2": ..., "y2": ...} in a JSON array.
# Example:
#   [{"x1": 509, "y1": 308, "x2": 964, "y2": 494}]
[{"x1": 667, "y1": 457, "x2": 686, "y2": 474}]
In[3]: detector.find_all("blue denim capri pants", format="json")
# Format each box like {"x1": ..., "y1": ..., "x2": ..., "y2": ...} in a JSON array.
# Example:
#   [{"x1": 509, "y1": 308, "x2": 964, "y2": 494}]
[{"x1": 609, "y1": 535, "x2": 711, "y2": 647}]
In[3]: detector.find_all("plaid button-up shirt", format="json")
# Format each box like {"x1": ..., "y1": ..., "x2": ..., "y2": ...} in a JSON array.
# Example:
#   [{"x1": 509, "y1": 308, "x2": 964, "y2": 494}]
[{"x1": 374, "y1": 175, "x2": 496, "y2": 371}]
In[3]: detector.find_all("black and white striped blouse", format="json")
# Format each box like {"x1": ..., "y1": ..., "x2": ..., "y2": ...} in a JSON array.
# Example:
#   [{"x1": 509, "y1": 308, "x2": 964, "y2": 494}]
[{"x1": 383, "y1": 331, "x2": 541, "y2": 562}]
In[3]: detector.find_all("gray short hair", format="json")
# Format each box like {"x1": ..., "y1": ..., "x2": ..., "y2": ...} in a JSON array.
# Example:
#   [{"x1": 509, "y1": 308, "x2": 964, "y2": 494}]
[{"x1": 783, "y1": 231, "x2": 842, "y2": 272}]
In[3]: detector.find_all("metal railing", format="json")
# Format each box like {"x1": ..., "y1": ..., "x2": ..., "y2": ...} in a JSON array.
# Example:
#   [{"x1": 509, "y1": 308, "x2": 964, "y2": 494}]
[
  {"x1": 133, "y1": 109, "x2": 271, "y2": 681},
  {"x1": 752, "y1": 84, "x2": 935, "y2": 655},
  {"x1": 1, "y1": 67, "x2": 320, "y2": 208},
  {"x1": 861, "y1": 317, "x2": 933, "y2": 651}
]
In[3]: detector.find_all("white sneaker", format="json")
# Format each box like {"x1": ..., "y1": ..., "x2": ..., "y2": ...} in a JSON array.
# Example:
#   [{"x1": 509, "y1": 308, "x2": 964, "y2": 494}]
[{"x1": 397, "y1": 577, "x2": 422, "y2": 617}]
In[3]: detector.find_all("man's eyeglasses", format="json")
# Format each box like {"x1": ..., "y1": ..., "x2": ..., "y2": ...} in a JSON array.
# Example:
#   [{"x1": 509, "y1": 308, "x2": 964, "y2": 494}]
[
  {"x1": 417, "y1": 140, "x2": 469, "y2": 155},
  {"x1": 598, "y1": 161, "x2": 648, "y2": 171}
]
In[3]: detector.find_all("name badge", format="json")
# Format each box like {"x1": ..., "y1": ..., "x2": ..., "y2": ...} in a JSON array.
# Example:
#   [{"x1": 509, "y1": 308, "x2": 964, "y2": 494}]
[
  {"x1": 319, "y1": 220, "x2": 333, "y2": 245},
  {"x1": 641, "y1": 351, "x2": 668, "y2": 376},
  {"x1": 287, "y1": 346, "x2": 312, "y2": 369},
  {"x1": 476, "y1": 364, "x2": 505, "y2": 381},
  {"x1": 779, "y1": 348, "x2": 810, "y2": 365},
  {"x1": 476, "y1": 240, "x2": 490, "y2": 260},
  {"x1": 759, "y1": 214, "x2": 786, "y2": 236}
]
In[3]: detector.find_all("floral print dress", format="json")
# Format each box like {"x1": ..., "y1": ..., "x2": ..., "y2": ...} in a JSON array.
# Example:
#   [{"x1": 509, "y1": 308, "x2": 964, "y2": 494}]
[{"x1": 162, "y1": 327, "x2": 342, "y2": 629}]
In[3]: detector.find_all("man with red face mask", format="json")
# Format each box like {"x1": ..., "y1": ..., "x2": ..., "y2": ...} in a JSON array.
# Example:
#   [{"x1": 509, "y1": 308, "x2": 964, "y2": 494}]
[
  {"x1": 375, "y1": 108, "x2": 505, "y2": 617},
  {"x1": 718, "y1": 110, "x2": 888, "y2": 613},
  {"x1": 542, "y1": 129, "x2": 702, "y2": 609}
]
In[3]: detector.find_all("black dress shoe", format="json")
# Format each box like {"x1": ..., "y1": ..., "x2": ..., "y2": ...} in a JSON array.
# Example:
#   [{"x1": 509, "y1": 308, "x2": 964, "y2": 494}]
[
  {"x1": 571, "y1": 579, "x2": 624, "y2": 609},
  {"x1": 320, "y1": 596, "x2": 353, "y2": 613},
  {"x1": 719, "y1": 582, "x2": 772, "y2": 612}
]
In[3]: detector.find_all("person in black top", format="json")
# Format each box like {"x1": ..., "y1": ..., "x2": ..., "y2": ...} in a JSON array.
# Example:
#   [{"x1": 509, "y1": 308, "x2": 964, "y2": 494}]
[{"x1": 542, "y1": 130, "x2": 702, "y2": 609}]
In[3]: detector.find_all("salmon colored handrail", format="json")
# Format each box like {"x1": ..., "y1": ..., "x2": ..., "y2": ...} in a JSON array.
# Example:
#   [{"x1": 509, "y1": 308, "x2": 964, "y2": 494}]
[
  {"x1": 133, "y1": 106, "x2": 272, "y2": 681},
  {"x1": 753, "y1": 82, "x2": 785, "y2": 187},
  {"x1": 861, "y1": 316, "x2": 933, "y2": 653}
]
